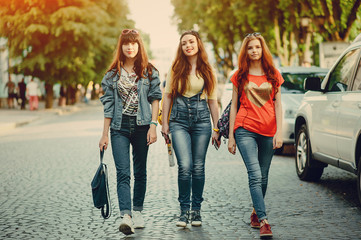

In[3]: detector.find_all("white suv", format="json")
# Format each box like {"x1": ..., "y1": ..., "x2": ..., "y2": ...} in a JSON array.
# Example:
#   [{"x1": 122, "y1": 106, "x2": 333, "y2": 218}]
[{"x1": 294, "y1": 34, "x2": 361, "y2": 204}]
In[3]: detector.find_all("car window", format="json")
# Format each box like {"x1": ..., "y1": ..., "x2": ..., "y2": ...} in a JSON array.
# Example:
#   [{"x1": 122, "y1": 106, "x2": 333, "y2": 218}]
[
  {"x1": 281, "y1": 73, "x2": 327, "y2": 93},
  {"x1": 327, "y1": 48, "x2": 361, "y2": 92},
  {"x1": 352, "y1": 58, "x2": 361, "y2": 91}
]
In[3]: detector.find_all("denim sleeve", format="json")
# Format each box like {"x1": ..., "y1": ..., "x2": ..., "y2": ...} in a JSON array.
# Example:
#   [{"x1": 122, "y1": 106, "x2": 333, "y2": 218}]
[
  {"x1": 99, "y1": 72, "x2": 115, "y2": 118},
  {"x1": 148, "y1": 68, "x2": 162, "y2": 103}
]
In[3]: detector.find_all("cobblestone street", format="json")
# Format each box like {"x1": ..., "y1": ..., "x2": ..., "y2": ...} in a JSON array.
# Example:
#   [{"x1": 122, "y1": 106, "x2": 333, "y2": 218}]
[{"x1": 1, "y1": 103, "x2": 360, "y2": 240}]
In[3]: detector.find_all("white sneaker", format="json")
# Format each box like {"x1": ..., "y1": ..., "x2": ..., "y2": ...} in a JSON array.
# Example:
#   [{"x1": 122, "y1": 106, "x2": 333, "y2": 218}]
[
  {"x1": 119, "y1": 214, "x2": 134, "y2": 235},
  {"x1": 176, "y1": 211, "x2": 189, "y2": 227},
  {"x1": 190, "y1": 210, "x2": 202, "y2": 227},
  {"x1": 132, "y1": 211, "x2": 145, "y2": 229}
]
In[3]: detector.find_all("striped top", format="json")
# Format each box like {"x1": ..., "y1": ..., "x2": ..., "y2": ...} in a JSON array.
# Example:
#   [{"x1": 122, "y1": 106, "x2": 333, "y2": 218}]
[{"x1": 117, "y1": 68, "x2": 139, "y2": 116}]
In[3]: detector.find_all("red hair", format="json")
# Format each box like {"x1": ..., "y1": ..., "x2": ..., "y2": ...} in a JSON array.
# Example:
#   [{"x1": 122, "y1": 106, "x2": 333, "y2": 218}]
[
  {"x1": 170, "y1": 31, "x2": 216, "y2": 97},
  {"x1": 236, "y1": 34, "x2": 279, "y2": 95},
  {"x1": 106, "y1": 30, "x2": 154, "y2": 80}
]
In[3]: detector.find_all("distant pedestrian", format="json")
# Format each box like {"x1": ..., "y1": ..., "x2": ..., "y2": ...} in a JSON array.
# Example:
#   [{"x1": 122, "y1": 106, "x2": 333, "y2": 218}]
[
  {"x1": 17, "y1": 78, "x2": 27, "y2": 110},
  {"x1": 161, "y1": 30, "x2": 220, "y2": 228},
  {"x1": 27, "y1": 78, "x2": 39, "y2": 110},
  {"x1": 4, "y1": 79, "x2": 16, "y2": 109},
  {"x1": 58, "y1": 85, "x2": 66, "y2": 107},
  {"x1": 98, "y1": 29, "x2": 162, "y2": 235},
  {"x1": 228, "y1": 33, "x2": 284, "y2": 238}
]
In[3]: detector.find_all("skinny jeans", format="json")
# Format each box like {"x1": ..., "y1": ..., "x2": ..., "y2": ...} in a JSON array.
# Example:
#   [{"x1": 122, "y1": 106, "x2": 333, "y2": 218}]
[
  {"x1": 234, "y1": 127, "x2": 274, "y2": 220},
  {"x1": 169, "y1": 93, "x2": 212, "y2": 211},
  {"x1": 110, "y1": 115, "x2": 149, "y2": 216}
]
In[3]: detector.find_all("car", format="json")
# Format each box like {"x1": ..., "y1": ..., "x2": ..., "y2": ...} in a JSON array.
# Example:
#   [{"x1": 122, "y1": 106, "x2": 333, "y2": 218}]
[
  {"x1": 278, "y1": 66, "x2": 329, "y2": 153},
  {"x1": 294, "y1": 34, "x2": 361, "y2": 204},
  {"x1": 220, "y1": 66, "x2": 328, "y2": 154}
]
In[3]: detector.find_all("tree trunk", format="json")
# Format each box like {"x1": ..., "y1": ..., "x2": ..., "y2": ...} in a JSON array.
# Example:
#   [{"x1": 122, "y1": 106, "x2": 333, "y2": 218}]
[
  {"x1": 289, "y1": 31, "x2": 297, "y2": 66},
  {"x1": 274, "y1": 17, "x2": 285, "y2": 65}
]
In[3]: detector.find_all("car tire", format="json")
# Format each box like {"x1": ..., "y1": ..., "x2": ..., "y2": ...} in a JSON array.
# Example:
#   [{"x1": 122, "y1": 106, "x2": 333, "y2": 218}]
[
  {"x1": 295, "y1": 124, "x2": 324, "y2": 181},
  {"x1": 357, "y1": 157, "x2": 361, "y2": 205}
]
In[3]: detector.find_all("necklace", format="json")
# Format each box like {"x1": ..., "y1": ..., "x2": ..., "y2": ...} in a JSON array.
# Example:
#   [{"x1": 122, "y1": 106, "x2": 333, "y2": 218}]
[{"x1": 123, "y1": 64, "x2": 134, "y2": 74}]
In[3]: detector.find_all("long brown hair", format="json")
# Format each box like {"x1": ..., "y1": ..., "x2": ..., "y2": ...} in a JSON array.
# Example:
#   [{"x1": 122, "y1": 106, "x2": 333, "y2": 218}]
[
  {"x1": 170, "y1": 30, "x2": 216, "y2": 97},
  {"x1": 106, "y1": 30, "x2": 154, "y2": 80},
  {"x1": 236, "y1": 33, "x2": 279, "y2": 95}
]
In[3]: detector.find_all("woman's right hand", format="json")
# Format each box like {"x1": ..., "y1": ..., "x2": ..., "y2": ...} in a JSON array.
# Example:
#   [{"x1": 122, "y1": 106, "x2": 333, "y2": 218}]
[
  {"x1": 228, "y1": 137, "x2": 236, "y2": 155},
  {"x1": 99, "y1": 135, "x2": 109, "y2": 151},
  {"x1": 161, "y1": 123, "x2": 170, "y2": 135}
]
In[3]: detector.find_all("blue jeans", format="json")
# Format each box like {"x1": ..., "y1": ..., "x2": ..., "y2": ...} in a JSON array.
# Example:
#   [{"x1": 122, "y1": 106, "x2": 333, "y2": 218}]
[
  {"x1": 169, "y1": 94, "x2": 212, "y2": 211},
  {"x1": 110, "y1": 115, "x2": 149, "y2": 216},
  {"x1": 234, "y1": 127, "x2": 274, "y2": 220}
]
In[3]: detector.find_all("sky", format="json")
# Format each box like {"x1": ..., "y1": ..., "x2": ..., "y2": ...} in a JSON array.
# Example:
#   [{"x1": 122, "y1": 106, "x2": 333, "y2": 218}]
[{"x1": 128, "y1": 0, "x2": 180, "y2": 75}]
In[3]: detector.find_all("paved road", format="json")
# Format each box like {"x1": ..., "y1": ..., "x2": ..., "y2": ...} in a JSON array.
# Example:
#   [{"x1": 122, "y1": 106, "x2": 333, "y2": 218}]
[{"x1": 0, "y1": 103, "x2": 360, "y2": 240}]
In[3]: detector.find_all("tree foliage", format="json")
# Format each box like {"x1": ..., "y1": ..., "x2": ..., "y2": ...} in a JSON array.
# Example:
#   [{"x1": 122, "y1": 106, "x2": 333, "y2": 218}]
[
  {"x1": 172, "y1": 0, "x2": 361, "y2": 76},
  {"x1": 303, "y1": 0, "x2": 361, "y2": 41},
  {"x1": 0, "y1": 0, "x2": 134, "y2": 87}
]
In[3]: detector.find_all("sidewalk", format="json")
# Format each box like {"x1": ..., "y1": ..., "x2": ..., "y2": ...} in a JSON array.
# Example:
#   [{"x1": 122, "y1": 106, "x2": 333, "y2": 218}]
[{"x1": 0, "y1": 100, "x2": 92, "y2": 135}]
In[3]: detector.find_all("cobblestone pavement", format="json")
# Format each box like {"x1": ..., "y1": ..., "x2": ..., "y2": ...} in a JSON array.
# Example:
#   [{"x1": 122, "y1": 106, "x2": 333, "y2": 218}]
[{"x1": 0, "y1": 103, "x2": 360, "y2": 240}]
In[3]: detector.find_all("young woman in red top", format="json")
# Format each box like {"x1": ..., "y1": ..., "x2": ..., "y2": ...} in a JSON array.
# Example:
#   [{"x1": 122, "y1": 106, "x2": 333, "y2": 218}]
[{"x1": 228, "y1": 33, "x2": 284, "y2": 238}]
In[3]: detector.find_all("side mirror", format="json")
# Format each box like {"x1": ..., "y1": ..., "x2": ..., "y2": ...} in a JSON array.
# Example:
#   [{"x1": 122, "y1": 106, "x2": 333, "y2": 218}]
[{"x1": 304, "y1": 77, "x2": 321, "y2": 91}]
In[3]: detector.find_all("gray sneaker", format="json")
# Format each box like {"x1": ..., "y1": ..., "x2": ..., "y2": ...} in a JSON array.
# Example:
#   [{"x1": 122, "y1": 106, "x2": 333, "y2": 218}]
[
  {"x1": 119, "y1": 214, "x2": 135, "y2": 235},
  {"x1": 176, "y1": 210, "x2": 189, "y2": 227},
  {"x1": 191, "y1": 210, "x2": 202, "y2": 226}
]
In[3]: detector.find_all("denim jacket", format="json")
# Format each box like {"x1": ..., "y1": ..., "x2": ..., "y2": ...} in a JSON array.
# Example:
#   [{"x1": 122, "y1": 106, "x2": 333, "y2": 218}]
[{"x1": 100, "y1": 68, "x2": 162, "y2": 130}]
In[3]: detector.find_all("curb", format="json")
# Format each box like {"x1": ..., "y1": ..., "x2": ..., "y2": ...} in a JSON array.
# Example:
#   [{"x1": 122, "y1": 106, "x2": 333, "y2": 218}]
[{"x1": 0, "y1": 104, "x2": 82, "y2": 136}]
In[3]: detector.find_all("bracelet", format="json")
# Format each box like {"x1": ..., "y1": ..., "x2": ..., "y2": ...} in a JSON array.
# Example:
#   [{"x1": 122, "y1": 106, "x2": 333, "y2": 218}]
[
  {"x1": 150, "y1": 121, "x2": 158, "y2": 127},
  {"x1": 213, "y1": 128, "x2": 219, "y2": 132}
]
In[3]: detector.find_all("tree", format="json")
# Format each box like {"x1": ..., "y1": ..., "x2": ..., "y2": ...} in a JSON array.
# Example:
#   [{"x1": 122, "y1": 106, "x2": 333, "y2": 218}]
[
  {"x1": 172, "y1": 0, "x2": 243, "y2": 78},
  {"x1": 171, "y1": 0, "x2": 361, "y2": 73},
  {"x1": 0, "y1": 0, "x2": 133, "y2": 108},
  {"x1": 303, "y1": 0, "x2": 361, "y2": 41}
]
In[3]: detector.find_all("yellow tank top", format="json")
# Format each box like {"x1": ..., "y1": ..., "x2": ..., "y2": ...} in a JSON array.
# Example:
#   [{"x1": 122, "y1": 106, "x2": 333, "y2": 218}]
[{"x1": 164, "y1": 68, "x2": 217, "y2": 100}]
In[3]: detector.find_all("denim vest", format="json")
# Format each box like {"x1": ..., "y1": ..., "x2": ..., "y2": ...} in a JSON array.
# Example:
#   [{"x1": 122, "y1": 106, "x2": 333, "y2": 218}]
[
  {"x1": 169, "y1": 90, "x2": 210, "y2": 123},
  {"x1": 100, "y1": 68, "x2": 162, "y2": 130}
]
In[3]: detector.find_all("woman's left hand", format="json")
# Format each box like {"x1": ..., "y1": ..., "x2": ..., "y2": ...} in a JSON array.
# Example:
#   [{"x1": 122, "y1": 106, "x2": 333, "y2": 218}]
[
  {"x1": 273, "y1": 131, "x2": 283, "y2": 149},
  {"x1": 147, "y1": 125, "x2": 157, "y2": 146},
  {"x1": 212, "y1": 131, "x2": 221, "y2": 148}
]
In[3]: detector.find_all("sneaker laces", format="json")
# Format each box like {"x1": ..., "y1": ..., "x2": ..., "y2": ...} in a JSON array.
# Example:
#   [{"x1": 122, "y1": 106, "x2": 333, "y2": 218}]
[
  {"x1": 192, "y1": 211, "x2": 201, "y2": 221},
  {"x1": 179, "y1": 211, "x2": 189, "y2": 222},
  {"x1": 260, "y1": 221, "x2": 271, "y2": 230}
]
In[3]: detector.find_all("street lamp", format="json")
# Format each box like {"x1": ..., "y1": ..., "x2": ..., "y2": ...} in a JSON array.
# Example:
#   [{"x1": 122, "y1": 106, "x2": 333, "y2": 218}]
[{"x1": 301, "y1": 16, "x2": 311, "y2": 28}]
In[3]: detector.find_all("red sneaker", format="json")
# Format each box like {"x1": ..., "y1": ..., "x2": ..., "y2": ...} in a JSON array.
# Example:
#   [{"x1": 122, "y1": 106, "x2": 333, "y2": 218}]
[
  {"x1": 260, "y1": 220, "x2": 273, "y2": 238},
  {"x1": 250, "y1": 212, "x2": 260, "y2": 228}
]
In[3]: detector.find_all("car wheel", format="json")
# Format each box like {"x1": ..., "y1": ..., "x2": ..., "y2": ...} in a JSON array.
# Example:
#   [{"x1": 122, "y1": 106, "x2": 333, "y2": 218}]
[
  {"x1": 357, "y1": 157, "x2": 361, "y2": 205},
  {"x1": 295, "y1": 124, "x2": 324, "y2": 181}
]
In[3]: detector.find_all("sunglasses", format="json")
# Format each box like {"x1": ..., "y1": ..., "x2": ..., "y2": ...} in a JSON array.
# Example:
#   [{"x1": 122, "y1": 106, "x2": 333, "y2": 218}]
[
  {"x1": 122, "y1": 29, "x2": 139, "y2": 35},
  {"x1": 245, "y1": 32, "x2": 261, "y2": 38}
]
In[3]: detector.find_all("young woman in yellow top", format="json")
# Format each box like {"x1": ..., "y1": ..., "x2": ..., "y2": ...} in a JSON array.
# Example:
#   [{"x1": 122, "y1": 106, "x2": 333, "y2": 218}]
[{"x1": 161, "y1": 30, "x2": 220, "y2": 228}]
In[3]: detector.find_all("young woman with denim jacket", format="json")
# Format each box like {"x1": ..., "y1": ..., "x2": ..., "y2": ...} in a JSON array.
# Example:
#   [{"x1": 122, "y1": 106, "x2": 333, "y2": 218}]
[
  {"x1": 98, "y1": 29, "x2": 162, "y2": 235},
  {"x1": 161, "y1": 30, "x2": 220, "y2": 228},
  {"x1": 228, "y1": 33, "x2": 284, "y2": 238}
]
